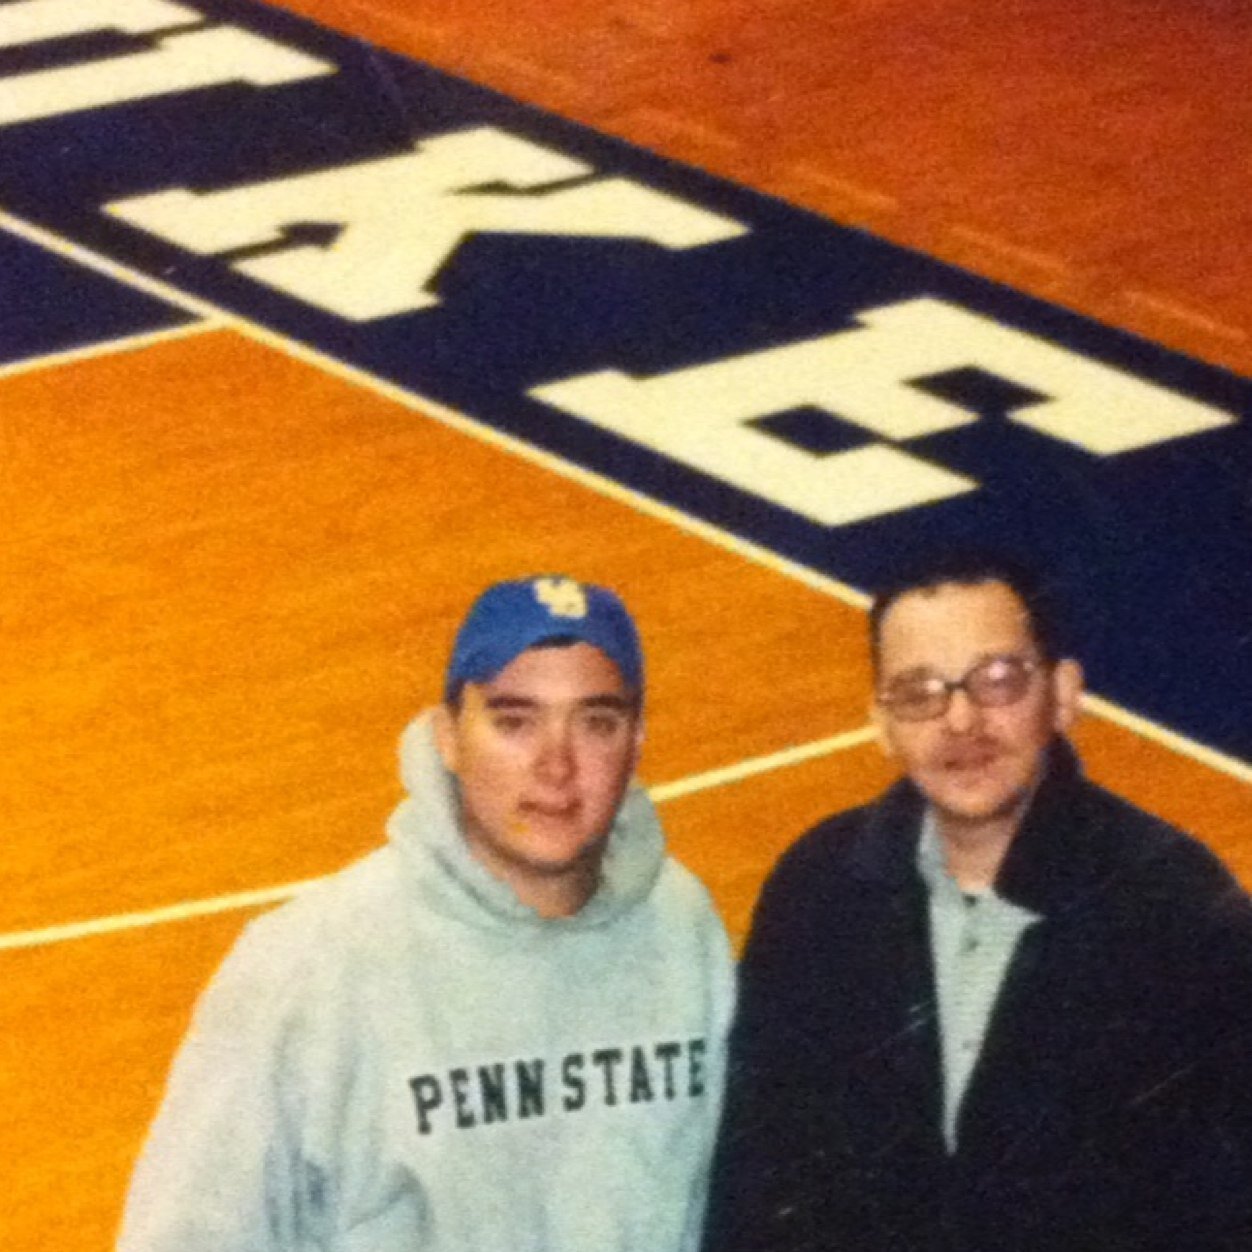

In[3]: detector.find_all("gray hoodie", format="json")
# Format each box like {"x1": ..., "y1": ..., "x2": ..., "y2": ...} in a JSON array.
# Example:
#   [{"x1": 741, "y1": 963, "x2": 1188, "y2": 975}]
[{"x1": 118, "y1": 713, "x2": 735, "y2": 1252}]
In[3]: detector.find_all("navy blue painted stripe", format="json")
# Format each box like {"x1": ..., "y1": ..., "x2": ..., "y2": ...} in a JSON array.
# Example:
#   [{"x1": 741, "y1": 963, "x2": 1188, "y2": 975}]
[
  {"x1": 0, "y1": 0, "x2": 1246, "y2": 762},
  {"x1": 0, "y1": 232, "x2": 193, "y2": 364}
]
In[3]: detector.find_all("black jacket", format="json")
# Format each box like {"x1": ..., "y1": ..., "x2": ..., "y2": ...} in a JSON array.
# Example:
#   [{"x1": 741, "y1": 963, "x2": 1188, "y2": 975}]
[{"x1": 704, "y1": 742, "x2": 1252, "y2": 1252}]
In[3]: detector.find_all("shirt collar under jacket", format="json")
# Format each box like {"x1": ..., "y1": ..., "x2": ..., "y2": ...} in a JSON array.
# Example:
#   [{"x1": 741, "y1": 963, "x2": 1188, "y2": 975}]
[
  {"x1": 383, "y1": 711, "x2": 666, "y2": 932},
  {"x1": 844, "y1": 738, "x2": 1133, "y2": 917},
  {"x1": 917, "y1": 809, "x2": 1041, "y2": 1152}
]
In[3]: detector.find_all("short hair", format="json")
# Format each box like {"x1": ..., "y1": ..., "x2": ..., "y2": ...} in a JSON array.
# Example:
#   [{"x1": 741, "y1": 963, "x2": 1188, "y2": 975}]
[{"x1": 868, "y1": 549, "x2": 1066, "y2": 672}]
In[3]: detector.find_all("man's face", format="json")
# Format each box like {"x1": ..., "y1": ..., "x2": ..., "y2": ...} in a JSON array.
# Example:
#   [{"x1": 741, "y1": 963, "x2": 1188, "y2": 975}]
[
  {"x1": 434, "y1": 641, "x2": 642, "y2": 906},
  {"x1": 872, "y1": 580, "x2": 1082, "y2": 836}
]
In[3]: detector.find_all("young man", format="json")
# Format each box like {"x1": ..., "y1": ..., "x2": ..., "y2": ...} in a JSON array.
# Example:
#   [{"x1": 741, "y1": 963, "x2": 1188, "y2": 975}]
[
  {"x1": 119, "y1": 576, "x2": 734, "y2": 1252},
  {"x1": 704, "y1": 553, "x2": 1252, "y2": 1252}
]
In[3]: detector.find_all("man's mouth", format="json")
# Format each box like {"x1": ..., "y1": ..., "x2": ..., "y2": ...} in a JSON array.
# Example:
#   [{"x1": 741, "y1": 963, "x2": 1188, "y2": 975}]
[
  {"x1": 940, "y1": 743, "x2": 1000, "y2": 774},
  {"x1": 520, "y1": 800, "x2": 579, "y2": 821}
]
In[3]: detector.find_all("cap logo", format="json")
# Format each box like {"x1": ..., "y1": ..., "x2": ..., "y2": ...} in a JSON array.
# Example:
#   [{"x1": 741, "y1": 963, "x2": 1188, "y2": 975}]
[{"x1": 534, "y1": 576, "x2": 588, "y2": 619}]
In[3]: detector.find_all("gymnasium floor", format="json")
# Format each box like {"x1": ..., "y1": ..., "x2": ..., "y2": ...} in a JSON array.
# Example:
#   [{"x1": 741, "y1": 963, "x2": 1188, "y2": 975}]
[{"x1": 1, "y1": 2, "x2": 1249, "y2": 1246}]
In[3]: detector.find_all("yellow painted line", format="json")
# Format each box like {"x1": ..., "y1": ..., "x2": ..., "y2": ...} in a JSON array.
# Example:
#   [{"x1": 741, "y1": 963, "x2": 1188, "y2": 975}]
[
  {"x1": 946, "y1": 225, "x2": 1072, "y2": 275},
  {"x1": 784, "y1": 162, "x2": 900, "y2": 213},
  {"x1": 0, "y1": 725, "x2": 879, "y2": 951},
  {"x1": 1122, "y1": 290, "x2": 1247, "y2": 342}
]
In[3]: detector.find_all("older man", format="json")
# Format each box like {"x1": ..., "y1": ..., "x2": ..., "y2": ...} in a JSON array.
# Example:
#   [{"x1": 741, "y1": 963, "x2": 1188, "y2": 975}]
[
  {"x1": 120, "y1": 575, "x2": 733, "y2": 1252},
  {"x1": 704, "y1": 552, "x2": 1252, "y2": 1252}
]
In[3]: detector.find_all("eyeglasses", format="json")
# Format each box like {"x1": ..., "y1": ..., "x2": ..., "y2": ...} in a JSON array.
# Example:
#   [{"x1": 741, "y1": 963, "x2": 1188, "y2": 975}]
[{"x1": 877, "y1": 655, "x2": 1042, "y2": 722}]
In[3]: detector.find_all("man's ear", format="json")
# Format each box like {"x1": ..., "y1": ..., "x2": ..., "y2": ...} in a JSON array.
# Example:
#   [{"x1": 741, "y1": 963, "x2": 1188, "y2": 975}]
[
  {"x1": 432, "y1": 703, "x2": 459, "y2": 774},
  {"x1": 1051, "y1": 658, "x2": 1085, "y2": 734}
]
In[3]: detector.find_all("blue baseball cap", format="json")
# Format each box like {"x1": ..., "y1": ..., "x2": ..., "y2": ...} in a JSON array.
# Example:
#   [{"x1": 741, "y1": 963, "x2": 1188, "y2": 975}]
[{"x1": 444, "y1": 576, "x2": 644, "y2": 702}]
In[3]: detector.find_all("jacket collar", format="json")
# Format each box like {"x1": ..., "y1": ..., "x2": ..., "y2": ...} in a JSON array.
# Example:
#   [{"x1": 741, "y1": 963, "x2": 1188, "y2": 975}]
[{"x1": 847, "y1": 739, "x2": 1105, "y2": 915}]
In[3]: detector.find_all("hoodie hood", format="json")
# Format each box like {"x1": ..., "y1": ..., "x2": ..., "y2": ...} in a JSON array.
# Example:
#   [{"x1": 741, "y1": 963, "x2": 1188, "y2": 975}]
[{"x1": 384, "y1": 711, "x2": 667, "y2": 931}]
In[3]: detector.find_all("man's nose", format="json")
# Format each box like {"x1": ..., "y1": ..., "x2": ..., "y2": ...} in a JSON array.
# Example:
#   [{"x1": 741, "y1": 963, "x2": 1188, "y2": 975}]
[
  {"x1": 535, "y1": 723, "x2": 576, "y2": 783},
  {"x1": 943, "y1": 685, "x2": 982, "y2": 733}
]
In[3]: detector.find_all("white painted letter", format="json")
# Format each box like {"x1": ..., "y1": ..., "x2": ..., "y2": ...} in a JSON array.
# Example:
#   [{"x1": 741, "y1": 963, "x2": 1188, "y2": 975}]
[
  {"x1": 106, "y1": 126, "x2": 748, "y2": 320},
  {"x1": 856, "y1": 298, "x2": 1234, "y2": 453},
  {"x1": 0, "y1": 0, "x2": 198, "y2": 49},
  {"x1": 0, "y1": 25, "x2": 335, "y2": 127},
  {"x1": 530, "y1": 294, "x2": 1236, "y2": 526},
  {"x1": 529, "y1": 344, "x2": 976, "y2": 527}
]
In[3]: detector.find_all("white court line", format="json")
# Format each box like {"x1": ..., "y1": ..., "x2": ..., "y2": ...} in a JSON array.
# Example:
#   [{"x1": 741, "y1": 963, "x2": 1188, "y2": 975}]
[
  {"x1": 0, "y1": 725, "x2": 880, "y2": 952},
  {"x1": 0, "y1": 320, "x2": 217, "y2": 382},
  {"x1": 0, "y1": 213, "x2": 226, "y2": 323},
  {"x1": 651, "y1": 724, "x2": 879, "y2": 803},
  {"x1": 0, "y1": 879, "x2": 328, "y2": 954}
]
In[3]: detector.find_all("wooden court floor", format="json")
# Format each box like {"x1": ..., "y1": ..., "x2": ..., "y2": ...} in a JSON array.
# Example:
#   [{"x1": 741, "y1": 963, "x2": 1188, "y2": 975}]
[{"x1": 2, "y1": 2, "x2": 1250, "y2": 1247}]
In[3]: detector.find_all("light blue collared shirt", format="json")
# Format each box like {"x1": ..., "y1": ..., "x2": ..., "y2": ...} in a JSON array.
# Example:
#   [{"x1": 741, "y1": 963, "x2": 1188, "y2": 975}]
[{"x1": 917, "y1": 812, "x2": 1040, "y2": 1151}]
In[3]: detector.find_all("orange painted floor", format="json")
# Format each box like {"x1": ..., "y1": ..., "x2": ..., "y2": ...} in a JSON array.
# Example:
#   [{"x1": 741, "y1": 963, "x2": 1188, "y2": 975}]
[{"x1": 2, "y1": 2, "x2": 1249, "y2": 1248}]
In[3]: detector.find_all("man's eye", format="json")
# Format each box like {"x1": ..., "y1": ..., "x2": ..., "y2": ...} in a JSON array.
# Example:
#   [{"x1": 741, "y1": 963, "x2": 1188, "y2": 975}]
[
  {"x1": 492, "y1": 714, "x2": 532, "y2": 734},
  {"x1": 892, "y1": 682, "x2": 939, "y2": 706},
  {"x1": 582, "y1": 712, "x2": 625, "y2": 737},
  {"x1": 980, "y1": 673, "x2": 1017, "y2": 692}
]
